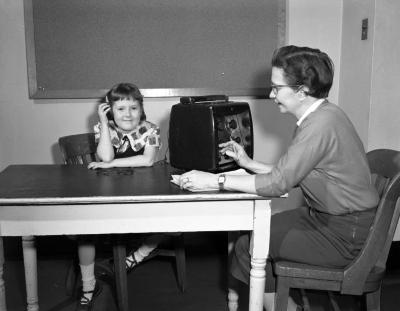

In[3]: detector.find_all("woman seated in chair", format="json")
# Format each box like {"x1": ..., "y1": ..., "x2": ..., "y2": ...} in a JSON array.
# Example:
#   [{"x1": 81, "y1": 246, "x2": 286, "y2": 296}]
[
  {"x1": 177, "y1": 45, "x2": 380, "y2": 311},
  {"x1": 78, "y1": 83, "x2": 165, "y2": 310}
]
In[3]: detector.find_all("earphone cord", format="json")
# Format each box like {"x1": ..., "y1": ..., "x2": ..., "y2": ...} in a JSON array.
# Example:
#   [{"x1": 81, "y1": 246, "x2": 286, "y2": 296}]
[
  {"x1": 163, "y1": 131, "x2": 169, "y2": 163},
  {"x1": 155, "y1": 130, "x2": 169, "y2": 166}
]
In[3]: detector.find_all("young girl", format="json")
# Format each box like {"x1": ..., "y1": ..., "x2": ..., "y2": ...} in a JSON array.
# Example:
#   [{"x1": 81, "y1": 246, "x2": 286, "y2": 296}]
[{"x1": 78, "y1": 83, "x2": 165, "y2": 310}]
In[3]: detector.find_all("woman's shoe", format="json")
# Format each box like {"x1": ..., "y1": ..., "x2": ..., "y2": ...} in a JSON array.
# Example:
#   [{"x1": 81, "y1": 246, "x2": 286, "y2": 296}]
[{"x1": 76, "y1": 281, "x2": 102, "y2": 311}]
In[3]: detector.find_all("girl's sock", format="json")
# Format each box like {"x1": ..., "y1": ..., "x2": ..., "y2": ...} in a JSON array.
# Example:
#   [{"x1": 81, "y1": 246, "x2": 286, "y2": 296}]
[
  {"x1": 79, "y1": 263, "x2": 96, "y2": 303},
  {"x1": 137, "y1": 244, "x2": 157, "y2": 259}
]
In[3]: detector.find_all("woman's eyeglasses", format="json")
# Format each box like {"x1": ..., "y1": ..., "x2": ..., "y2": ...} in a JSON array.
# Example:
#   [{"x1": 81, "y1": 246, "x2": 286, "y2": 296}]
[{"x1": 270, "y1": 84, "x2": 302, "y2": 94}]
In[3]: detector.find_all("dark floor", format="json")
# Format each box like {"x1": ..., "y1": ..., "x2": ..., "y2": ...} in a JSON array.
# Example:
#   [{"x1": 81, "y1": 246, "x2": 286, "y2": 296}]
[{"x1": 3, "y1": 233, "x2": 400, "y2": 311}]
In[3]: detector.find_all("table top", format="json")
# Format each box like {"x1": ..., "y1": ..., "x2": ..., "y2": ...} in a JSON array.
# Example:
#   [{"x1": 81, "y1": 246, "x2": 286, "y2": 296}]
[{"x1": 0, "y1": 161, "x2": 264, "y2": 205}]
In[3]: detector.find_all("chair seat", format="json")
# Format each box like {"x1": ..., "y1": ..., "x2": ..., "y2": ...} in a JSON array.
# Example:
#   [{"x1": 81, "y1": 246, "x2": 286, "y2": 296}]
[
  {"x1": 275, "y1": 261, "x2": 385, "y2": 293},
  {"x1": 275, "y1": 261, "x2": 344, "y2": 281}
]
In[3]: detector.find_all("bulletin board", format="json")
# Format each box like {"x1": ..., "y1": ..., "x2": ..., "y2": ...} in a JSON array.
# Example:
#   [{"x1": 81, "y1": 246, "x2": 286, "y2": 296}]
[{"x1": 24, "y1": 0, "x2": 286, "y2": 99}]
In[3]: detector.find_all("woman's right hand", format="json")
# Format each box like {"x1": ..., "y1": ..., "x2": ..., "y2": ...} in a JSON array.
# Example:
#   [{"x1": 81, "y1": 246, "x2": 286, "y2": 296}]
[
  {"x1": 219, "y1": 140, "x2": 251, "y2": 168},
  {"x1": 98, "y1": 103, "x2": 111, "y2": 123}
]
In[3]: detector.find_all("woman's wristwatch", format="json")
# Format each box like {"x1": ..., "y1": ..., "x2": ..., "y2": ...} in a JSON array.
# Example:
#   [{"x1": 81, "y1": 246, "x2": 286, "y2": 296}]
[{"x1": 218, "y1": 174, "x2": 226, "y2": 191}]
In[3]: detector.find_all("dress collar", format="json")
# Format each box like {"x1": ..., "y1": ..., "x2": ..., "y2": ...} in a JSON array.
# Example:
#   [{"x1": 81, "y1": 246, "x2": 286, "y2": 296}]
[{"x1": 108, "y1": 121, "x2": 155, "y2": 151}]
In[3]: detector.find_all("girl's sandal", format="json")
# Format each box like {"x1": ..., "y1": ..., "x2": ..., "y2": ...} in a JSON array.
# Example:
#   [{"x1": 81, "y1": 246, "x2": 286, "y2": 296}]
[
  {"x1": 76, "y1": 282, "x2": 102, "y2": 311},
  {"x1": 125, "y1": 248, "x2": 161, "y2": 273},
  {"x1": 126, "y1": 251, "x2": 139, "y2": 273}
]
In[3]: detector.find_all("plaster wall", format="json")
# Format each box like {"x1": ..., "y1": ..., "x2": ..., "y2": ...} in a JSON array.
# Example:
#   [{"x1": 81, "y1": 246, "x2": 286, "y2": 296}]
[
  {"x1": 368, "y1": 0, "x2": 400, "y2": 151},
  {"x1": 339, "y1": 0, "x2": 375, "y2": 148}
]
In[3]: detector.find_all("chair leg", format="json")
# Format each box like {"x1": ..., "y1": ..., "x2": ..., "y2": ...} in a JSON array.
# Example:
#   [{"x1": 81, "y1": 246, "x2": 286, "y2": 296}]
[
  {"x1": 275, "y1": 277, "x2": 290, "y2": 311},
  {"x1": 300, "y1": 289, "x2": 311, "y2": 311},
  {"x1": 327, "y1": 291, "x2": 341, "y2": 311},
  {"x1": 173, "y1": 234, "x2": 186, "y2": 292},
  {"x1": 65, "y1": 251, "x2": 80, "y2": 297},
  {"x1": 365, "y1": 287, "x2": 381, "y2": 311},
  {"x1": 65, "y1": 260, "x2": 80, "y2": 297},
  {"x1": 113, "y1": 241, "x2": 129, "y2": 311}
]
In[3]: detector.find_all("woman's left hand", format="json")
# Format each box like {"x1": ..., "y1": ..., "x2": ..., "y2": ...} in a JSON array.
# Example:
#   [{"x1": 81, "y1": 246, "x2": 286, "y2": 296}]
[
  {"x1": 179, "y1": 170, "x2": 218, "y2": 192},
  {"x1": 87, "y1": 161, "x2": 113, "y2": 169}
]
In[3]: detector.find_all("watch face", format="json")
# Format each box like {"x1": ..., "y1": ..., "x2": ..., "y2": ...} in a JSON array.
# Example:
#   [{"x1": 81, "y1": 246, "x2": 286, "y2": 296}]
[{"x1": 218, "y1": 174, "x2": 226, "y2": 190}]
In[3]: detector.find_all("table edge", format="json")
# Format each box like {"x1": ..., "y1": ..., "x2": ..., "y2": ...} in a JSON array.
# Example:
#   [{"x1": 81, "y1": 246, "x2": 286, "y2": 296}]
[{"x1": 0, "y1": 193, "x2": 270, "y2": 205}]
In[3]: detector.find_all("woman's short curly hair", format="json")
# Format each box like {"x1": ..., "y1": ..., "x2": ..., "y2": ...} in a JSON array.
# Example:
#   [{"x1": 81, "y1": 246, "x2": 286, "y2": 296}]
[{"x1": 271, "y1": 45, "x2": 334, "y2": 98}]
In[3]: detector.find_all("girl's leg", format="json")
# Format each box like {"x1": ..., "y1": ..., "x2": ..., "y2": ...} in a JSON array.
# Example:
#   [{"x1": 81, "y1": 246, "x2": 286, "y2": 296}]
[
  {"x1": 78, "y1": 243, "x2": 96, "y2": 302},
  {"x1": 126, "y1": 234, "x2": 165, "y2": 269}
]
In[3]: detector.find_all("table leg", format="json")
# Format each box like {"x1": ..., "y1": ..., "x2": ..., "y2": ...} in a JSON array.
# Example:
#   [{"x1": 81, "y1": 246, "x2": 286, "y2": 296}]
[
  {"x1": 0, "y1": 237, "x2": 7, "y2": 311},
  {"x1": 22, "y1": 236, "x2": 39, "y2": 311},
  {"x1": 249, "y1": 200, "x2": 271, "y2": 311}
]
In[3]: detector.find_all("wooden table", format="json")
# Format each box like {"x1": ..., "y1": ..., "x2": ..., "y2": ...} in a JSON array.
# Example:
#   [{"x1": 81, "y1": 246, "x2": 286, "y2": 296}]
[{"x1": 0, "y1": 162, "x2": 271, "y2": 311}]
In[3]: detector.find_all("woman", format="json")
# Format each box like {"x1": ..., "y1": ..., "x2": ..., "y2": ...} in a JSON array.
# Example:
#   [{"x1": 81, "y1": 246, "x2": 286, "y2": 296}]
[{"x1": 179, "y1": 45, "x2": 379, "y2": 311}]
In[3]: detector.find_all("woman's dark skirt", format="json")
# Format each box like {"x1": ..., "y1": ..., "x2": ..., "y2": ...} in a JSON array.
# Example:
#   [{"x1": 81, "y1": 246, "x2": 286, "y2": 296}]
[{"x1": 230, "y1": 205, "x2": 376, "y2": 292}]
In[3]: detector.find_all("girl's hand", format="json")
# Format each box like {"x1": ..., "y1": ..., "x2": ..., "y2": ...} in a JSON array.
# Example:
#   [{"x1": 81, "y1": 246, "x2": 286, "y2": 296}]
[
  {"x1": 179, "y1": 170, "x2": 218, "y2": 192},
  {"x1": 87, "y1": 161, "x2": 112, "y2": 169},
  {"x1": 98, "y1": 103, "x2": 111, "y2": 123},
  {"x1": 219, "y1": 140, "x2": 251, "y2": 168}
]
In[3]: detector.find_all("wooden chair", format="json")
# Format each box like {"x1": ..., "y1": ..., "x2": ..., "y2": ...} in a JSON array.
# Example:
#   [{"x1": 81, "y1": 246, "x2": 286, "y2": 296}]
[
  {"x1": 58, "y1": 133, "x2": 98, "y2": 165},
  {"x1": 274, "y1": 149, "x2": 400, "y2": 311},
  {"x1": 58, "y1": 133, "x2": 186, "y2": 311}
]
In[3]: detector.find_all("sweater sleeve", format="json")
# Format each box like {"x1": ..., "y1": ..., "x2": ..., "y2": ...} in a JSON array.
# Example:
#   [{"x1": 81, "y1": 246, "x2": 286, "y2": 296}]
[{"x1": 255, "y1": 118, "x2": 334, "y2": 196}]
